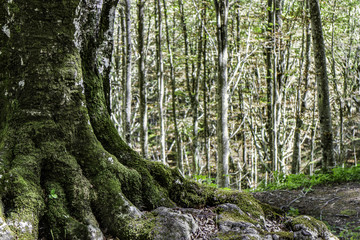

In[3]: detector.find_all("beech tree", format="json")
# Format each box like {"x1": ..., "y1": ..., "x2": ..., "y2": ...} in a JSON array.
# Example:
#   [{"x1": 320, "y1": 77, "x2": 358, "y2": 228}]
[
  {"x1": 309, "y1": 0, "x2": 335, "y2": 170},
  {"x1": 124, "y1": 0, "x2": 132, "y2": 144},
  {"x1": 214, "y1": 0, "x2": 230, "y2": 188},
  {"x1": 137, "y1": 0, "x2": 149, "y2": 158},
  {"x1": 155, "y1": 0, "x2": 166, "y2": 164}
]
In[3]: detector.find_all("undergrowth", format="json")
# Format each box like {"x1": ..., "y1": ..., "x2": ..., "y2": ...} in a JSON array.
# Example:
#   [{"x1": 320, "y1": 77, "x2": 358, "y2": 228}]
[
  {"x1": 192, "y1": 175, "x2": 232, "y2": 191},
  {"x1": 256, "y1": 165, "x2": 360, "y2": 191}
]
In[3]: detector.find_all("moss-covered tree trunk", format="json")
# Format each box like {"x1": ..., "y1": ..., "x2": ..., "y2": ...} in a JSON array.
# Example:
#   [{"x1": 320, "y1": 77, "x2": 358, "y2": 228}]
[{"x1": 0, "y1": 0, "x2": 178, "y2": 238}]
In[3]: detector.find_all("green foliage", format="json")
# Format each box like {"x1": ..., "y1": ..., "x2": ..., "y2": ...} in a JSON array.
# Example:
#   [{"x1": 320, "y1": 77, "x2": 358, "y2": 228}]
[
  {"x1": 49, "y1": 189, "x2": 58, "y2": 199},
  {"x1": 193, "y1": 175, "x2": 217, "y2": 188},
  {"x1": 257, "y1": 166, "x2": 360, "y2": 191},
  {"x1": 287, "y1": 207, "x2": 299, "y2": 217},
  {"x1": 193, "y1": 175, "x2": 232, "y2": 191},
  {"x1": 338, "y1": 223, "x2": 360, "y2": 240}
]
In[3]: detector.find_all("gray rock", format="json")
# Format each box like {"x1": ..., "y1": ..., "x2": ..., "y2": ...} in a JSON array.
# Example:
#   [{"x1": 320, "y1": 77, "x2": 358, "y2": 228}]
[
  {"x1": 152, "y1": 207, "x2": 198, "y2": 240},
  {"x1": 217, "y1": 203, "x2": 245, "y2": 216},
  {"x1": 264, "y1": 235, "x2": 274, "y2": 240},
  {"x1": 215, "y1": 203, "x2": 262, "y2": 240},
  {"x1": 288, "y1": 215, "x2": 338, "y2": 240},
  {"x1": 218, "y1": 220, "x2": 255, "y2": 233}
]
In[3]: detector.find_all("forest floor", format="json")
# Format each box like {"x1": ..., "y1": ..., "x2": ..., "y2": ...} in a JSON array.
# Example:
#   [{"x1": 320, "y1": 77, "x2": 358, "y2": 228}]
[{"x1": 252, "y1": 182, "x2": 360, "y2": 239}]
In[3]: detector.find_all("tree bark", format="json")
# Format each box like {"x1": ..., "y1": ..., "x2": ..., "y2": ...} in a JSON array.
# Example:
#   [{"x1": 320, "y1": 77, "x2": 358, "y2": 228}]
[
  {"x1": 192, "y1": 9, "x2": 203, "y2": 176},
  {"x1": 137, "y1": 0, "x2": 149, "y2": 158},
  {"x1": 214, "y1": 0, "x2": 230, "y2": 188},
  {"x1": 120, "y1": 7, "x2": 127, "y2": 138},
  {"x1": 309, "y1": 0, "x2": 335, "y2": 170},
  {"x1": 202, "y1": 4, "x2": 211, "y2": 178},
  {"x1": 155, "y1": 0, "x2": 166, "y2": 164},
  {"x1": 124, "y1": 0, "x2": 132, "y2": 145},
  {"x1": 265, "y1": 0, "x2": 274, "y2": 173}
]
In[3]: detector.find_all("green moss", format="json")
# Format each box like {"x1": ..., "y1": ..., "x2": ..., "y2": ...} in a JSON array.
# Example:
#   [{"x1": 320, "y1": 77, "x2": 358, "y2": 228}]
[
  {"x1": 82, "y1": 67, "x2": 178, "y2": 210},
  {"x1": 217, "y1": 210, "x2": 258, "y2": 226},
  {"x1": 169, "y1": 178, "x2": 210, "y2": 207},
  {"x1": 260, "y1": 202, "x2": 284, "y2": 220},
  {"x1": 340, "y1": 209, "x2": 357, "y2": 216},
  {"x1": 126, "y1": 212, "x2": 158, "y2": 240},
  {"x1": 147, "y1": 161, "x2": 173, "y2": 189},
  {"x1": 41, "y1": 182, "x2": 91, "y2": 240},
  {"x1": 290, "y1": 215, "x2": 329, "y2": 234},
  {"x1": 210, "y1": 189, "x2": 266, "y2": 220}
]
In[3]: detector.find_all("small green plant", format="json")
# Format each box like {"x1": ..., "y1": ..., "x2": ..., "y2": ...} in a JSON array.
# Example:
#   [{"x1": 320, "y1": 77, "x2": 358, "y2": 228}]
[
  {"x1": 339, "y1": 226, "x2": 360, "y2": 240},
  {"x1": 193, "y1": 175, "x2": 217, "y2": 188},
  {"x1": 49, "y1": 189, "x2": 58, "y2": 199},
  {"x1": 287, "y1": 207, "x2": 299, "y2": 217}
]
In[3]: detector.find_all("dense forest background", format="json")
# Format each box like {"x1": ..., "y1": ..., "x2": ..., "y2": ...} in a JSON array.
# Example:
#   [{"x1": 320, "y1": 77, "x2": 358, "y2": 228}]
[{"x1": 109, "y1": 0, "x2": 360, "y2": 190}]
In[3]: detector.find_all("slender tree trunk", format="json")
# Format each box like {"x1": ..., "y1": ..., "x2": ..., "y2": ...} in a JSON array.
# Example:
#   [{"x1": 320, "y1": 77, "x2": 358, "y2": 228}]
[
  {"x1": 155, "y1": 0, "x2": 166, "y2": 164},
  {"x1": 120, "y1": 8, "x2": 127, "y2": 138},
  {"x1": 163, "y1": 0, "x2": 183, "y2": 172},
  {"x1": 236, "y1": 6, "x2": 247, "y2": 184},
  {"x1": 138, "y1": 0, "x2": 148, "y2": 158},
  {"x1": 178, "y1": 0, "x2": 200, "y2": 175},
  {"x1": 214, "y1": 0, "x2": 230, "y2": 188},
  {"x1": 309, "y1": 0, "x2": 335, "y2": 170},
  {"x1": 292, "y1": 0, "x2": 311, "y2": 174},
  {"x1": 340, "y1": 4, "x2": 354, "y2": 164},
  {"x1": 192, "y1": 10, "x2": 203, "y2": 175},
  {"x1": 265, "y1": 0, "x2": 274, "y2": 173},
  {"x1": 274, "y1": 0, "x2": 284, "y2": 173},
  {"x1": 203, "y1": 5, "x2": 211, "y2": 178},
  {"x1": 310, "y1": 96, "x2": 318, "y2": 176},
  {"x1": 113, "y1": 14, "x2": 123, "y2": 133},
  {"x1": 124, "y1": 0, "x2": 132, "y2": 145}
]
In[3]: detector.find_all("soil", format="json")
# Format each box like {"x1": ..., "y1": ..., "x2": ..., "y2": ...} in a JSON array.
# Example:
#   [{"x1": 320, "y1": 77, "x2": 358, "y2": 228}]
[{"x1": 252, "y1": 182, "x2": 360, "y2": 239}]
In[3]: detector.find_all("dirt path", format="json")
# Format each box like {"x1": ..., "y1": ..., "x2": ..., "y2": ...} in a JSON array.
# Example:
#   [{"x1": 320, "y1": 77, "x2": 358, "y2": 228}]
[{"x1": 252, "y1": 182, "x2": 360, "y2": 239}]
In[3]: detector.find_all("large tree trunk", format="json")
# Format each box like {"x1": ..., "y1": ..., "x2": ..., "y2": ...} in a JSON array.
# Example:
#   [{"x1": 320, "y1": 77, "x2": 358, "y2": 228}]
[{"x1": 0, "y1": 1, "x2": 180, "y2": 238}]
